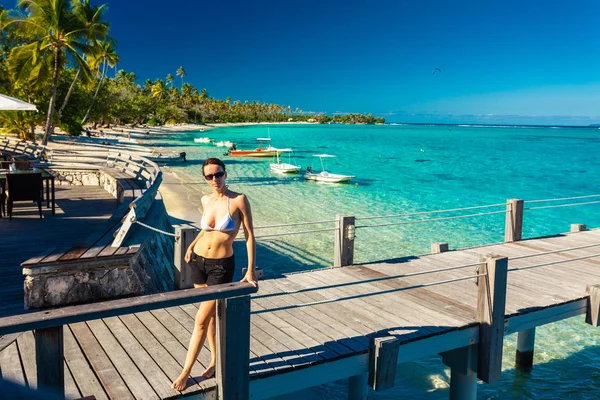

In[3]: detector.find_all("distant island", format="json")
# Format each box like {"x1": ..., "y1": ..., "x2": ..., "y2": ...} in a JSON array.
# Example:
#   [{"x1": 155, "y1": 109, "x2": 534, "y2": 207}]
[{"x1": 0, "y1": 3, "x2": 383, "y2": 145}]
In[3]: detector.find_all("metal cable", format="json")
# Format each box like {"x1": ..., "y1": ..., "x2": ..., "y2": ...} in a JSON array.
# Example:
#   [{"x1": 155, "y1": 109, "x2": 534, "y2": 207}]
[
  {"x1": 509, "y1": 253, "x2": 600, "y2": 271},
  {"x1": 356, "y1": 209, "x2": 507, "y2": 229},
  {"x1": 525, "y1": 194, "x2": 600, "y2": 204},
  {"x1": 254, "y1": 219, "x2": 336, "y2": 230},
  {"x1": 525, "y1": 200, "x2": 600, "y2": 210},
  {"x1": 252, "y1": 273, "x2": 486, "y2": 311},
  {"x1": 133, "y1": 220, "x2": 178, "y2": 237},
  {"x1": 254, "y1": 227, "x2": 339, "y2": 239},
  {"x1": 355, "y1": 203, "x2": 506, "y2": 221},
  {"x1": 509, "y1": 242, "x2": 600, "y2": 260}
]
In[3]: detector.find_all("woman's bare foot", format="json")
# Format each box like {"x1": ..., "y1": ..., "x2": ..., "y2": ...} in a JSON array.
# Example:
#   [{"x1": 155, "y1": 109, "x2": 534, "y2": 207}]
[
  {"x1": 202, "y1": 364, "x2": 215, "y2": 379},
  {"x1": 171, "y1": 371, "x2": 190, "y2": 391}
]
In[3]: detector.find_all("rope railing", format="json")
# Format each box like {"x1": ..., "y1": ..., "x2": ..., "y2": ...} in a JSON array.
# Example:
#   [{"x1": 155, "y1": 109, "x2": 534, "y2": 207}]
[
  {"x1": 525, "y1": 194, "x2": 600, "y2": 204},
  {"x1": 252, "y1": 273, "x2": 487, "y2": 312},
  {"x1": 354, "y1": 202, "x2": 507, "y2": 221},
  {"x1": 509, "y1": 253, "x2": 600, "y2": 272},
  {"x1": 509, "y1": 242, "x2": 600, "y2": 260},
  {"x1": 356, "y1": 209, "x2": 507, "y2": 229},
  {"x1": 254, "y1": 260, "x2": 484, "y2": 299},
  {"x1": 525, "y1": 200, "x2": 600, "y2": 211}
]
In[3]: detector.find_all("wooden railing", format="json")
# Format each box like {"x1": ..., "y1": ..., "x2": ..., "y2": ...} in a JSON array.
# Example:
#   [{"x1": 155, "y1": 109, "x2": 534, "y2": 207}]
[{"x1": 0, "y1": 282, "x2": 258, "y2": 400}]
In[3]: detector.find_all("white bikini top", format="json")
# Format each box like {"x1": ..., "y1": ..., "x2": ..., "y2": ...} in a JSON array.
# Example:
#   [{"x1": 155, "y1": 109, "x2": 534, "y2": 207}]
[{"x1": 200, "y1": 194, "x2": 237, "y2": 232}]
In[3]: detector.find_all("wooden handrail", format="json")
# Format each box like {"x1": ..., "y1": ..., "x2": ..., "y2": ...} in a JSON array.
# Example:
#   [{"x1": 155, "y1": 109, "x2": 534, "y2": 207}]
[{"x1": 0, "y1": 282, "x2": 257, "y2": 335}]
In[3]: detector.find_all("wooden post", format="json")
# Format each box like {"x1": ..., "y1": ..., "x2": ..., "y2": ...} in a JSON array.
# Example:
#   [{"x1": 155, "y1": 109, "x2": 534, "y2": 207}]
[
  {"x1": 515, "y1": 328, "x2": 536, "y2": 373},
  {"x1": 173, "y1": 225, "x2": 197, "y2": 289},
  {"x1": 35, "y1": 326, "x2": 64, "y2": 397},
  {"x1": 585, "y1": 285, "x2": 600, "y2": 327},
  {"x1": 441, "y1": 344, "x2": 478, "y2": 400},
  {"x1": 334, "y1": 215, "x2": 356, "y2": 268},
  {"x1": 570, "y1": 224, "x2": 587, "y2": 232},
  {"x1": 368, "y1": 336, "x2": 400, "y2": 391},
  {"x1": 477, "y1": 255, "x2": 508, "y2": 383},
  {"x1": 431, "y1": 242, "x2": 449, "y2": 254},
  {"x1": 504, "y1": 199, "x2": 524, "y2": 242},
  {"x1": 347, "y1": 373, "x2": 368, "y2": 400},
  {"x1": 216, "y1": 295, "x2": 251, "y2": 400}
]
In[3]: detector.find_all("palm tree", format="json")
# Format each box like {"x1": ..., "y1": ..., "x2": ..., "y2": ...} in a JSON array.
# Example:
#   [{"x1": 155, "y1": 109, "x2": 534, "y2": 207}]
[
  {"x1": 58, "y1": 0, "x2": 110, "y2": 119},
  {"x1": 176, "y1": 66, "x2": 186, "y2": 88},
  {"x1": 81, "y1": 39, "x2": 119, "y2": 125},
  {"x1": 166, "y1": 73, "x2": 173, "y2": 88},
  {"x1": 5, "y1": 0, "x2": 96, "y2": 145}
]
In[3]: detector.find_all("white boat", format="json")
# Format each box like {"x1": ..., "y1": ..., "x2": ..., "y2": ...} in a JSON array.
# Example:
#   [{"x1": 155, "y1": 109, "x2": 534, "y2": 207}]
[
  {"x1": 194, "y1": 137, "x2": 212, "y2": 143},
  {"x1": 304, "y1": 154, "x2": 354, "y2": 183},
  {"x1": 214, "y1": 140, "x2": 234, "y2": 147},
  {"x1": 270, "y1": 149, "x2": 301, "y2": 173}
]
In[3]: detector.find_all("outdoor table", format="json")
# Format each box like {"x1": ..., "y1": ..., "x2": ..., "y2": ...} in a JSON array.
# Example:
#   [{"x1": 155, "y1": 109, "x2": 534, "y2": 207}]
[{"x1": 0, "y1": 168, "x2": 55, "y2": 216}]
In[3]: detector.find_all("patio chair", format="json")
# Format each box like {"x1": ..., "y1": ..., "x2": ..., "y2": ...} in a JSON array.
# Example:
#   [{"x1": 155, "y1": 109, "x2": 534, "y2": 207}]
[
  {"x1": 0, "y1": 160, "x2": 30, "y2": 170},
  {"x1": 6, "y1": 172, "x2": 42, "y2": 220}
]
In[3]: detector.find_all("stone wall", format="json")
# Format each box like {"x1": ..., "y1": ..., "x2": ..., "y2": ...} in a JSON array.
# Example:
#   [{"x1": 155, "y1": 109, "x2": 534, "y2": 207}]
[
  {"x1": 51, "y1": 168, "x2": 101, "y2": 187},
  {"x1": 22, "y1": 198, "x2": 176, "y2": 309}
]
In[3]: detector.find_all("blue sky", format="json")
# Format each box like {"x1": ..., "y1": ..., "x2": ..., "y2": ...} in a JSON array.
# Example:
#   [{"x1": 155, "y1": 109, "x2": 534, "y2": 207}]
[{"x1": 3, "y1": 0, "x2": 600, "y2": 125}]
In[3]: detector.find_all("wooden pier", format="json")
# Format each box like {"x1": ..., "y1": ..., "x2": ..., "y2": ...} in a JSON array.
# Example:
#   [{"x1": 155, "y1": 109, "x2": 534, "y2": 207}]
[{"x1": 1, "y1": 228, "x2": 599, "y2": 399}]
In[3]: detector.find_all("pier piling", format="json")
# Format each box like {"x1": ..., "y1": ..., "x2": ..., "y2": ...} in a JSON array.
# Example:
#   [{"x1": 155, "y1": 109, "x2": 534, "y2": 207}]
[
  {"x1": 174, "y1": 225, "x2": 197, "y2": 289},
  {"x1": 441, "y1": 345, "x2": 478, "y2": 400},
  {"x1": 35, "y1": 326, "x2": 64, "y2": 396},
  {"x1": 348, "y1": 373, "x2": 368, "y2": 400},
  {"x1": 431, "y1": 242, "x2": 449, "y2": 254},
  {"x1": 515, "y1": 328, "x2": 536, "y2": 373},
  {"x1": 334, "y1": 215, "x2": 356, "y2": 267},
  {"x1": 504, "y1": 199, "x2": 524, "y2": 242},
  {"x1": 570, "y1": 223, "x2": 587, "y2": 232}
]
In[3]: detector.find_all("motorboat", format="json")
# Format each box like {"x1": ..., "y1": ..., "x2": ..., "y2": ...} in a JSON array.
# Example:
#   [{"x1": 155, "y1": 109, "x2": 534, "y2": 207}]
[
  {"x1": 194, "y1": 137, "x2": 212, "y2": 143},
  {"x1": 230, "y1": 138, "x2": 287, "y2": 157},
  {"x1": 304, "y1": 154, "x2": 354, "y2": 183},
  {"x1": 214, "y1": 140, "x2": 234, "y2": 147},
  {"x1": 269, "y1": 149, "x2": 301, "y2": 173}
]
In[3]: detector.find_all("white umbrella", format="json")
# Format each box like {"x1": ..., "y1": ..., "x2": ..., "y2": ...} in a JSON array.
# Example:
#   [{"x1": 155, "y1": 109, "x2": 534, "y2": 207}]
[{"x1": 0, "y1": 93, "x2": 37, "y2": 111}]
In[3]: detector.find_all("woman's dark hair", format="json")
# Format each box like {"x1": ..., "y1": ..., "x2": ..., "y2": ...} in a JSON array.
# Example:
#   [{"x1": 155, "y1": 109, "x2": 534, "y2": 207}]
[{"x1": 202, "y1": 158, "x2": 226, "y2": 174}]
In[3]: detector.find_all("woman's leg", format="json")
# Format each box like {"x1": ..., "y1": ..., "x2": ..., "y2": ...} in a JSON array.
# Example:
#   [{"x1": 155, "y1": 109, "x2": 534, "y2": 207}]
[
  {"x1": 202, "y1": 314, "x2": 217, "y2": 378},
  {"x1": 172, "y1": 285, "x2": 216, "y2": 391}
]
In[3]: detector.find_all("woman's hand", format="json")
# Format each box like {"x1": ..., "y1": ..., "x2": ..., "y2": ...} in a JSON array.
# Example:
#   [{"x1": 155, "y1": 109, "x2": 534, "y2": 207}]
[
  {"x1": 241, "y1": 268, "x2": 258, "y2": 287},
  {"x1": 184, "y1": 247, "x2": 193, "y2": 263}
]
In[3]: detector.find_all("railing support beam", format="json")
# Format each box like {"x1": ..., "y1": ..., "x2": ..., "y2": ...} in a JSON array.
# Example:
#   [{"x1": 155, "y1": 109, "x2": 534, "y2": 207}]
[
  {"x1": 477, "y1": 255, "x2": 508, "y2": 383},
  {"x1": 216, "y1": 295, "x2": 251, "y2": 400},
  {"x1": 441, "y1": 344, "x2": 478, "y2": 400},
  {"x1": 35, "y1": 326, "x2": 64, "y2": 397},
  {"x1": 504, "y1": 199, "x2": 524, "y2": 242},
  {"x1": 334, "y1": 215, "x2": 355, "y2": 267},
  {"x1": 174, "y1": 225, "x2": 198, "y2": 289}
]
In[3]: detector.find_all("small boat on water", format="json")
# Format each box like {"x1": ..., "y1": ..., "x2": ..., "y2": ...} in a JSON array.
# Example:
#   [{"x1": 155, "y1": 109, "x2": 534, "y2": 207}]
[
  {"x1": 304, "y1": 154, "x2": 354, "y2": 183},
  {"x1": 230, "y1": 138, "x2": 287, "y2": 157},
  {"x1": 214, "y1": 140, "x2": 234, "y2": 147},
  {"x1": 270, "y1": 149, "x2": 301, "y2": 173},
  {"x1": 194, "y1": 137, "x2": 212, "y2": 143}
]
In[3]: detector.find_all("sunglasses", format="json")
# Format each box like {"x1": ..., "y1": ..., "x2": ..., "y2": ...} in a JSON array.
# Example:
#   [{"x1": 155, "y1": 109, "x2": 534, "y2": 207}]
[{"x1": 204, "y1": 171, "x2": 225, "y2": 180}]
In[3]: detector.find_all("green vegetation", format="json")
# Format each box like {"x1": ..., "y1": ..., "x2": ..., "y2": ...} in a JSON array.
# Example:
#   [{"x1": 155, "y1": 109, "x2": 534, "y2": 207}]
[{"x1": 0, "y1": 1, "x2": 384, "y2": 144}]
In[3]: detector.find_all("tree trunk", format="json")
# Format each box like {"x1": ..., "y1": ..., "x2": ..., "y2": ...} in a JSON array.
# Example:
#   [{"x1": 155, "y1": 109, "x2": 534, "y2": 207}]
[
  {"x1": 58, "y1": 68, "x2": 80, "y2": 119},
  {"x1": 42, "y1": 46, "x2": 60, "y2": 146},
  {"x1": 81, "y1": 60, "x2": 107, "y2": 126}
]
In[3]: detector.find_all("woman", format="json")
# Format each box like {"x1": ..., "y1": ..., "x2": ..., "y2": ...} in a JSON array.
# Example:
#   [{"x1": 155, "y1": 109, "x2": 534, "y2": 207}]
[{"x1": 172, "y1": 157, "x2": 257, "y2": 391}]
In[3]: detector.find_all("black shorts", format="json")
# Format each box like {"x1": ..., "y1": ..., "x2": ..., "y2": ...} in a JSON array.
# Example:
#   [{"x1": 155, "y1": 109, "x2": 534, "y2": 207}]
[{"x1": 190, "y1": 254, "x2": 235, "y2": 286}]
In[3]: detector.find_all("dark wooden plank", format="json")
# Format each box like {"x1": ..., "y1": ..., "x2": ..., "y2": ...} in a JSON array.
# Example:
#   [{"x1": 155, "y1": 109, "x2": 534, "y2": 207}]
[
  {"x1": 64, "y1": 360, "x2": 82, "y2": 400},
  {"x1": 35, "y1": 326, "x2": 64, "y2": 395},
  {"x1": 63, "y1": 325, "x2": 108, "y2": 400},
  {"x1": 69, "y1": 322, "x2": 134, "y2": 400},
  {"x1": 21, "y1": 247, "x2": 58, "y2": 267},
  {"x1": 59, "y1": 247, "x2": 91, "y2": 262}
]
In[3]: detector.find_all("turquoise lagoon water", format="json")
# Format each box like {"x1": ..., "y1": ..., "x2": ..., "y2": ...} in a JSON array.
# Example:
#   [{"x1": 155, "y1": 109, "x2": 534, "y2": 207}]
[{"x1": 151, "y1": 124, "x2": 600, "y2": 399}]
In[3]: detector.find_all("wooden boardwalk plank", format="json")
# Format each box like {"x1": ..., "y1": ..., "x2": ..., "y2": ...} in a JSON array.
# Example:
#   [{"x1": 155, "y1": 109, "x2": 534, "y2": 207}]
[
  {"x1": 64, "y1": 325, "x2": 108, "y2": 400},
  {"x1": 103, "y1": 316, "x2": 179, "y2": 399},
  {"x1": 85, "y1": 319, "x2": 158, "y2": 400},
  {"x1": 16, "y1": 331, "x2": 36, "y2": 389},
  {"x1": 70, "y1": 322, "x2": 135, "y2": 400},
  {"x1": 134, "y1": 311, "x2": 215, "y2": 392},
  {"x1": 0, "y1": 341, "x2": 26, "y2": 386}
]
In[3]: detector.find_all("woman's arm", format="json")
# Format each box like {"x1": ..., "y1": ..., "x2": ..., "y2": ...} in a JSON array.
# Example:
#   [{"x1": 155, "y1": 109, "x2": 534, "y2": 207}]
[{"x1": 239, "y1": 194, "x2": 257, "y2": 286}]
